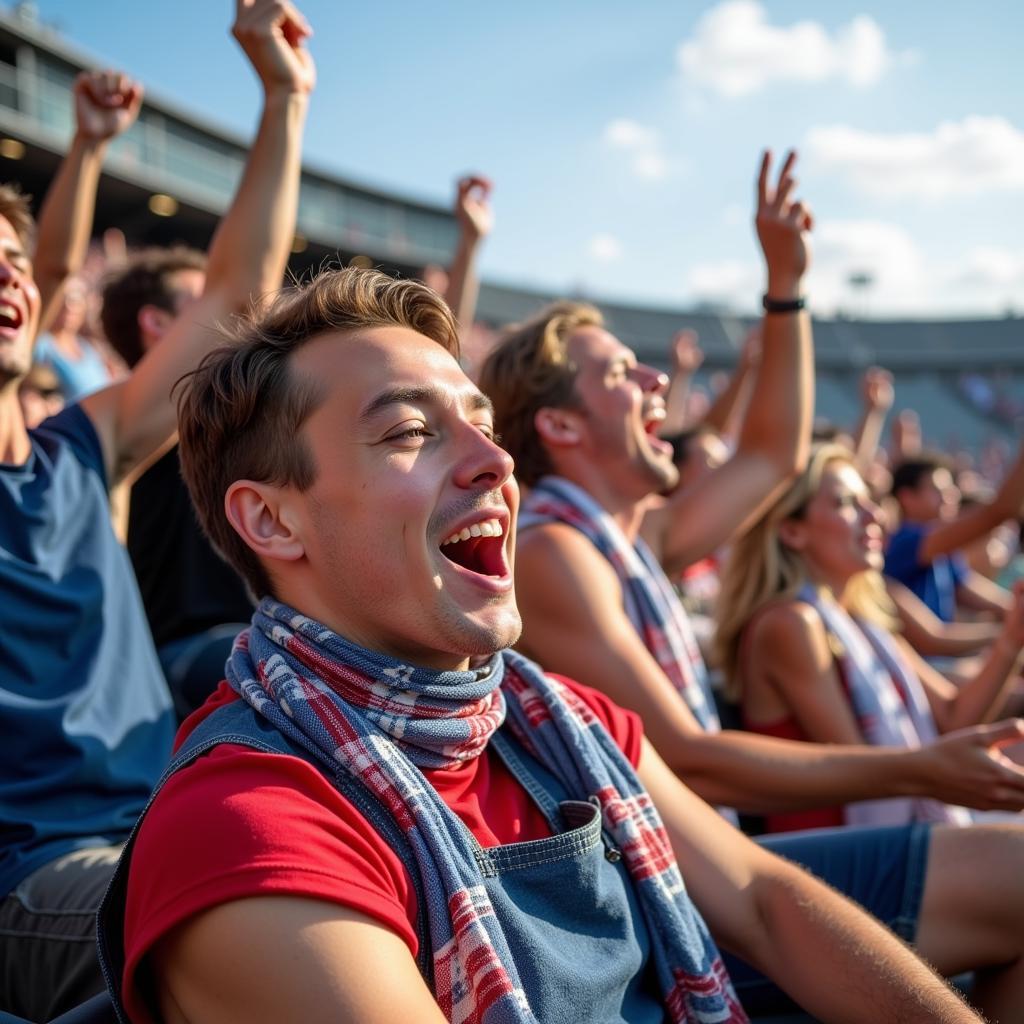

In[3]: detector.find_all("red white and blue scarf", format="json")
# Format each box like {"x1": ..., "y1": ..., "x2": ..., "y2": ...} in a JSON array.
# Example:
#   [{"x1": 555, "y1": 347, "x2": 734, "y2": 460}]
[
  {"x1": 797, "y1": 584, "x2": 971, "y2": 827},
  {"x1": 519, "y1": 476, "x2": 721, "y2": 733},
  {"x1": 226, "y1": 599, "x2": 746, "y2": 1024}
]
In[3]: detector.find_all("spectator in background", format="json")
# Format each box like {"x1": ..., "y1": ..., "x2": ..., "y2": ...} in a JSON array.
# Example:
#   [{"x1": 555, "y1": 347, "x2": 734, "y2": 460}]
[
  {"x1": 715, "y1": 443, "x2": 1024, "y2": 833},
  {"x1": 102, "y1": 246, "x2": 254, "y2": 718},
  {"x1": 886, "y1": 445, "x2": 1024, "y2": 623},
  {"x1": 33, "y1": 274, "x2": 122, "y2": 400},
  {"x1": 0, "y1": 0, "x2": 313, "y2": 1014}
]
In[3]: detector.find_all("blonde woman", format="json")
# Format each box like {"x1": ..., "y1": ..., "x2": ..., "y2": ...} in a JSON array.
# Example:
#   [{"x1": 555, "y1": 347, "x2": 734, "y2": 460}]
[{"x1": 715, "y1": 444, "x2": 1024, "y2": 833}]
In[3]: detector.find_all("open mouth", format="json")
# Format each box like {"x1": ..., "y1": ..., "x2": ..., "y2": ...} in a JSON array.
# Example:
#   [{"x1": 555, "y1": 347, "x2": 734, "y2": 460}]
[
  {"x1": 0, "y1": 300, "x2": 22, "y2": 334},
  {"x1": 642, "y1": 412, "x2": 673, "y2": 456},
  {"x1": 439, "y1": 517, "x2": 508, "y2": 578}
]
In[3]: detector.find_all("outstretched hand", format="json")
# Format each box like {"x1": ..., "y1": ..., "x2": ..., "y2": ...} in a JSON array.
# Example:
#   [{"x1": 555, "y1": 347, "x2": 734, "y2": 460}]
[
  {"x1": 454, "y1": 175, "x2": 493, "y2": 243},
  {"x1": 233, "y1": 0, "x2": 316, "y2": 96},
  {"x1": 755, "y1": 149, "x2": 812, "y2": 298},
  {"x1": 923, "y1": 718, "x2": 1024, "y2": 811},
  {"x1": 73, "y1": 71, "x2": 143, "y2": 142}
]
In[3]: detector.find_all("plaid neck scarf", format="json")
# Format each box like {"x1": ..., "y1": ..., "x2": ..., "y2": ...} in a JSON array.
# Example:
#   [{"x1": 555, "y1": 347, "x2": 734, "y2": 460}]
[
  {"x1": 797, "y1": 584, "x2": 970, "y2": 826},
  {"x1": 227, "y1": 598, "x2": 746, "y2": 1024},
  {"x1": 519, "y1": 476, "x2": 721, "y2": 733}
]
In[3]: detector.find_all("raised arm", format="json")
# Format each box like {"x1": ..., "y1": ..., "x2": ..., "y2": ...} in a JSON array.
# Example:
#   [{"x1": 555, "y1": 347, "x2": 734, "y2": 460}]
[
  {"x1": 444, "y1": 174, "x2": 492, "y2": 342},
  {"x1": 657, "y1": 150, "x2": 813, "y2": 577},
  {"x1": 853, "y1": 366, "x2": 894, "y2": 472},
  {"x1": 914, "y1": 442, "x2": 1024, "y2": 567},
  {"x1": 658, "y1": 329, "x2": 703, "y2": 436},
  {"x1": 80, "y1": 0, "x2": 315, "y2": 486},
  {"x1": 33, "y1": 71, "x2": 143, "y2": 334},
  {"x1": 515, "y1": 522, "x2": 1024, "y2": 814},
  {"x1": 700, "y1": 324, "x2": 760, "y2": 440}
]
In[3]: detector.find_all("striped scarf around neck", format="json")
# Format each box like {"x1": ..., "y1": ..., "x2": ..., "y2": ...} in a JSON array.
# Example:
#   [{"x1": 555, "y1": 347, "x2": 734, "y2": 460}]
[
  {"x1": 797, "y1": 584, "x2": 970, "y2": 827},
  {"x1": 226, "y1": 598, "x2": 747, "y2": 1024},
  {"x1": 518, "y1": 476, "x2": 721, "y2": 732}
]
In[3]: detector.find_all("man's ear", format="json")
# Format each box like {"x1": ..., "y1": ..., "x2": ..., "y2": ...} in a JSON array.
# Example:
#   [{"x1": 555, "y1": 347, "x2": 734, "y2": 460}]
[
  {"x1": 225, "y1": 480, "x2": 305, "y2": 566},
  {"x1": 137, "y1": 304, "x2": 174, "y2": 352},
  {"x1": 534, "y1": 406, "x2": 582, "y2": 448},
  {"x1": 777, "y1": 516, "x2": 807, "y2": 552}
]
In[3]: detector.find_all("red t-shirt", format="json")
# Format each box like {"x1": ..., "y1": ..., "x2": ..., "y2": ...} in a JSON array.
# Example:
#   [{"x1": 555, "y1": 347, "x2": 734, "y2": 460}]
[{"x1": 122, "y1": 676, "x2": 642, "y2": 1023}]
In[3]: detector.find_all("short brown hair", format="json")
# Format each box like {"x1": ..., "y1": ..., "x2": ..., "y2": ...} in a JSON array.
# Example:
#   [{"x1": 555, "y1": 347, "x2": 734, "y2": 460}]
[
  {"x1": 101, "y1": 246, "x2": 208, "y2": 367},
  {"x1": 0, "y1": 183, "x2": 36, "y2": 252},
  {"x1": 177, "y1": 268, "x2": 460, "y2": 600},
  {"x1": 479, "y1": 301, "x2": 602, "y2": 486}
]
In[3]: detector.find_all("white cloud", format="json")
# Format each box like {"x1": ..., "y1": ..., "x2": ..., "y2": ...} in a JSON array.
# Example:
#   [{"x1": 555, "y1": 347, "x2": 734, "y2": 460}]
[
  {"x1": 602, "y1": 118, "x2": 670, "y2": 181},
  {"x1": 588, "y1": 234, "x2": 622, "y2": 262},
  {"x1": 683, "y1": 259, "x2": 762, "y2": 308},
  {"x1": 677, "y1": 1, "x2": 913, "y2": 98},
  {"x1": 603, "y1": 119, "x2": 656, "y2": 149},
  {"x1": 806, "y1": 116, "x2": 1024, "y2": 200},
  {"x1": 683, "y1": 221, "x2": 1024, "y2": 316}
]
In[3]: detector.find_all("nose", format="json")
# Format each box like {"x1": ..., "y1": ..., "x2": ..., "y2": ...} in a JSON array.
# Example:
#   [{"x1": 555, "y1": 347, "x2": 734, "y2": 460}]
[
  {"x1": 633, "y1": 363, "x2": 669, "y2": 394},
  {"x1": 859, "y1": 497, "x2": 882, "y2": 526},
  {"x1": 453, "y1": 423, "x2": 515, "y2": 491}
]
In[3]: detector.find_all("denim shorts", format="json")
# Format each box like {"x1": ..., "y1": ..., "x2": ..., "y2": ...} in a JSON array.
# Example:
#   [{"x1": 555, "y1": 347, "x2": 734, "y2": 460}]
[{"x1": 725, "y1": 822, "x2": 932, "y2": 1016}]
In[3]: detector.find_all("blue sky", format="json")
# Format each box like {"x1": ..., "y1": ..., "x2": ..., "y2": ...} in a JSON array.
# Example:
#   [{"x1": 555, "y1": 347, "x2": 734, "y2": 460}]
[{"x1": 20, "y1": 1, "x2": 1024, "y2": 318}]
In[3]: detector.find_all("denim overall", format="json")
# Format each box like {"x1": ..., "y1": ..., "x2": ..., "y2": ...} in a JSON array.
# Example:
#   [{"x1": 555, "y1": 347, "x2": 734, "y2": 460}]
[{"x1": 97, "y1": 698, "x2": 667, "y2": 1023}]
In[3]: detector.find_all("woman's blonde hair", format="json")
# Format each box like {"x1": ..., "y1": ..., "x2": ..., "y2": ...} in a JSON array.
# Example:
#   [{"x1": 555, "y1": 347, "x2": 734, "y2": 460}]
[{"x1": 713, "y1": 443, "x2": 897, "y2": 699}]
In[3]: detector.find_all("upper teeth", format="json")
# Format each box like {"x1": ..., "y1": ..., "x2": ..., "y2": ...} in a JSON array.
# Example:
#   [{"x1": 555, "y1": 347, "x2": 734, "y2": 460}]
[
  {"x1": 0, "y1": 303, "x2": 17, "y2": 321},
  {"x1": 441, "y1": 518, "x2": 504, "y2": 546}
]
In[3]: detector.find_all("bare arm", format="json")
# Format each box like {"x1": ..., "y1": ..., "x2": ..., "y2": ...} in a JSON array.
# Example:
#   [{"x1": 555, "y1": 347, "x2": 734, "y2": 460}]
[
  {"x1": 658, "y1": 151, "x2": 813, "y2": 577},
  {"x1": 902, "y1": 581, "x2": 1024, "y2": 733},
  {"x1": 658, "y1": 329, "x2": 703, "y2": 436},
  {"x1": 957, "y1": 569, "x2": 1013, "y2": 615},
  {"x1": 852, "y1": 366, "x2": 894, "y2": 473},
  {"x1": 444, "y1": 175, "x2": 492, "y2": 343},
  {"x1": 917, "y1": 442, "x2": 1024, "y2": 565},
  {"x1": 887, "y1": 578, "x2": 1001, "y2": 658},
  {"x1": 515, "y1": 524, "x2": 1024, "y2": 813},
  {"x1": 32, "y1": 71, "x2": 143, "y2": 334},
  {"x1": 80, "y1": 0, "x2": 314, "y2": 486},
  {"x1": 700, "y1": 325, "x2": 759, "y2": 440},
  {"x1": 154, "y1": 898, "x2": 446, "y2": 1024},
  {"x1": 638, "y1": 741, "x2": 980, "y2": 1022}
]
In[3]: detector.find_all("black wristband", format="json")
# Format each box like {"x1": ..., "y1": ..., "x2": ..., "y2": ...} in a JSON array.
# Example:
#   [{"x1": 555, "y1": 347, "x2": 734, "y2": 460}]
[{"x1": 762, "y1": 294, "x2": 806, "y2": 314}]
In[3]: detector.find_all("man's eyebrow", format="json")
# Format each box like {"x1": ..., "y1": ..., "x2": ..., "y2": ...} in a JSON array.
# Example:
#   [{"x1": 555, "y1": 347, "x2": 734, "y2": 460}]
[{"x1": 358, "y1": 384, "x2": 494, "y2": 422}]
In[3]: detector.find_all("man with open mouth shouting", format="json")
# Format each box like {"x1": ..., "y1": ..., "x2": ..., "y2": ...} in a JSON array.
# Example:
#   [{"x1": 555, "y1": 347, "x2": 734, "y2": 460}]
[{"x1": 98, "y1": 265, "x2": 980, "y2": 1024}]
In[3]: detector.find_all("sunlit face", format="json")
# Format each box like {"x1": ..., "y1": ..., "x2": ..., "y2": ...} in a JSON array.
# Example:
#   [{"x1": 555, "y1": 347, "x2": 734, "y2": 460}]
[
  {"x1": 788, "y1": 461, "x2": 884, "y2": 587},
  {"x1": 281, "y1": 326, "x2": 521, "y2": 670},
  {"x1": 902, "y1": 467, "x2": 960, "y2": 523},
  {"x1": 0, "y1": 215, "x2": 41, "y2": 387},
  {"x1": 565, "y1": 325, "x2": 678, "y2": 498}
]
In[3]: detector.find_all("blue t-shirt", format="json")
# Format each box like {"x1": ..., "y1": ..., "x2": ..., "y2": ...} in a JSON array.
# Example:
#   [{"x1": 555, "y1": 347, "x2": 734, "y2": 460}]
[
  {"x1": 885, "y1": 522, "x2": 967, "y2": 623},
  {"x1": 0, "y1": 404, "x2": 174, "y2": 894}
]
